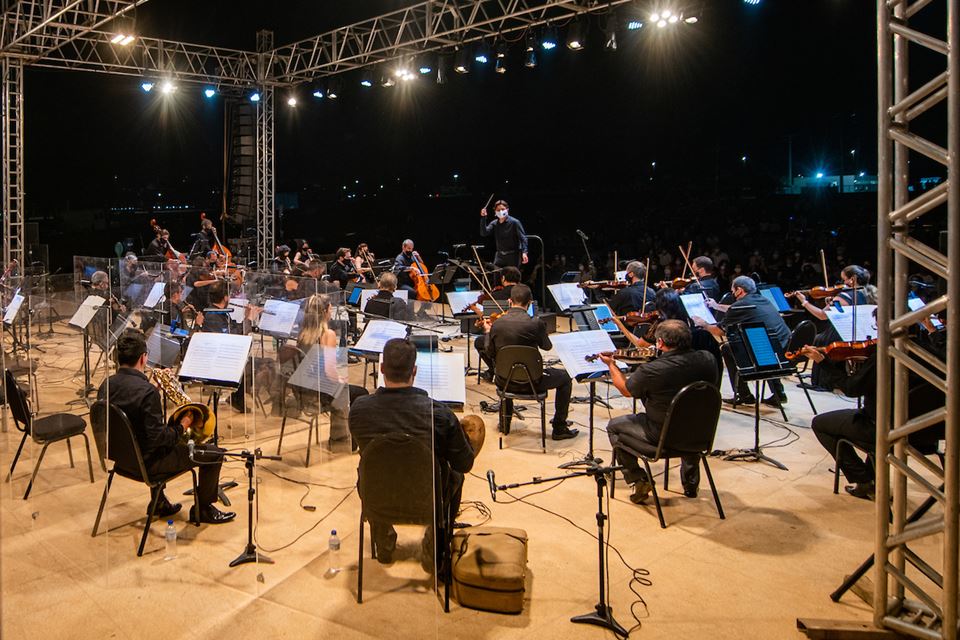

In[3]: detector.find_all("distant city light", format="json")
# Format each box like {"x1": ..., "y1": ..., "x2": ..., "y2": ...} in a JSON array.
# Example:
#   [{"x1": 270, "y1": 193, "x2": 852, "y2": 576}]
[
  {"x1": 250, "y1": 92, "x2": 261, "y2": 102},
  {"x1": 140, "y1": 82, "x2": 154, "y2": 93},
  {"x1": 203, "y1": 87, "x2": 216, "y2": 98}
]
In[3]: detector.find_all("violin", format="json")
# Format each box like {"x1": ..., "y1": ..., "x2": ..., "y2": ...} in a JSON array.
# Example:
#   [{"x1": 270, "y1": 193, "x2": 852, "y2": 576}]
[
  {"x1": 655, "y1": 277, "x2": 696, "y2": 290},
  {"x1": 474, "y1": 310, "x2": 505, "y2": 329},
  {"x1": 785, "y1": 285, "x2": 846, "y2": 300},
  {"x1": 585, "y1": 346, "x2": 658, "y2": 364},
  {"x1": 410, "y1": 250, "x2": 440, "y2": 302},
  {"x1": 578, "y1": 280, "x2": 629, "y2": 290},
  {"x1": 599, "y1": 310, "x2": 659, "y2": 328},
  {"x1": 784, "y1": 338, "x2": 878, "y2": 362}
]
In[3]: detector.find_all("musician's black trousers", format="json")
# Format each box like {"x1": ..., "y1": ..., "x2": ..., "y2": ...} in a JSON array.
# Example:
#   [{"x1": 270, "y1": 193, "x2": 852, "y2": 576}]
[
  {"x1": 369, "y1": 470, "x2": 464, "y2": 557},
  {"x1": 147, "y1": 443, "x2": 225, "y2": 507},
  {"x1": 501, "y1": 368, "x2": 572, "y2": 428},
  {"x1": 721, "y1": 348, "x2": 785, "y2": 399},
  {"x1": 607, "y1": 413, "x2": 700, "y2": 492},
  {"x1": 811, "y1": 409, "x2": 875, "y2": 484}
]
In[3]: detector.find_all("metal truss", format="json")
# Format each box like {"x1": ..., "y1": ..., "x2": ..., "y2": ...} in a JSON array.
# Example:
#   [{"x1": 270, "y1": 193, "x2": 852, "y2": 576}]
[
  {"x1": 255, "y1": 30, "x2": 274, "y2": 269},
  {"x1": 269, "y1": 0, "x2": 633, "y2": 85},
  {"x1": 2, "y1": 56, "x2": 23, "y2": 269},
  {"x1": 0, "y1": 0, "x2": 145, "y2": 58},
  {"x1": 875, "y1": 1, "x2": 957, "y2": 639}
]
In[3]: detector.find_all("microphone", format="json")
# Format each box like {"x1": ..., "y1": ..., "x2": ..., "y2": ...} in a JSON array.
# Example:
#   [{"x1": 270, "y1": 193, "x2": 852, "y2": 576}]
[
  {"x1": 437, "y1": 251, "x2": 449, "y2": 257},
  {"x1": 486, "y1": 470, "x2": 497, "y2": 502},
  {"x1": 576, "y1": 229, "x2": 589, "y2": 240}
]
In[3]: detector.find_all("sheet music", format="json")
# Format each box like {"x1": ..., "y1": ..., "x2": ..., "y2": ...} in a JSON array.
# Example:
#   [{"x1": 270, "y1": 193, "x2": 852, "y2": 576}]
[
  {"x1": 288, "y1": 343, "x2": 347, "y2": 397},
  {"x1": 178, "y1": 332, "x2": 252, "y2": 386},
  {"x1": 548, "y1": 283, "x2": 587, "y2": 311},
  {"x1": 2, "y1": 294, "x2": 24, "y2": 325},
  {"x1": 353, "y1": 319, "x2": 409, "y2": 353},
  {"x1": 257, "y1": 298, "x2": 300, "y2": 336},
  {"x1": 143, "y1": 282, "x2": 166, "y2": 309},
  {"x1": 681, "y1": 293, "x2": 718, "y2": 325},
  {"x1": 68, "y1": 295, "x2": 106, "y2": 329},
  {"x1": 826, "y1": 304, "x2": 879, "y2": 342},
  {"x1": 550, "y1": 330, "x2": 626, "y2": 380},
  {"x1": 360, "y1": 288, "x2": 408, "y2": 312},
  {"x1": 447, "y1": 290, "x2": 483, "y2": 315},
  {"x1": 146, "y1": 328, "x2": 181, "y2": 368},
  {"x1": 227, "y1": 297, "x2": 249, "y2": 324},
  {"x1": 377, "y1": 351, "x2": 466, "y2": 404}
]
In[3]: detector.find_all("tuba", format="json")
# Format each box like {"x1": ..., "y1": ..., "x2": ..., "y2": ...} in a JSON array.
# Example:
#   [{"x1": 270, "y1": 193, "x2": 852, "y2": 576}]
[{"x1": 150, "y1": 367, "x2": 216, "y2": 444}]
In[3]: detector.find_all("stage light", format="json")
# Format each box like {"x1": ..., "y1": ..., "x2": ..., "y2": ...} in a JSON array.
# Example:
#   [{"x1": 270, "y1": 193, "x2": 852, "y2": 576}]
[
  {"x1": 436, "y1": 53, "x2": 447, "y2": 84},
  {"x1": 604, "y1": 15, "x2": 618, "y2": 50},
  {"x1": 744, "y1": 0, "x2": 761, "y2": 4},
  {"x1": 525, "y1": 32, "x2": 537, "y2": 52},
  {"x1": 650, "y1": 12, "x2": 660, "y2": 21},
  {"x1": 496, "y1": 41, "x2": 508, "y2": 59},
  {"x1": 741, "y1": 155, "x2": 747, "y2": 162},
  {"x1": 327, "y1": 80, "x2": 340, "y2": 99},
  {"x1": 111, "y1": 33, "x2": 135, "y2": 46},
  {"x1": 419, "y1": 65, "x2": 432, "y2": 74},
  {"x1": 287, "y1": 95, "x2": 297, "y2": 107},
  {"x1": 203, "y1": 87, "x2": 216, "y2": 98},
  {"x1": 627, "y1": 20, "x2": 644, "y2": 30},
  {"x1": 542, "y1": 26, "x2": 558, "y2": 50},
  {"x1": 684, "y1": 15, "x2": 699, "y2": 24},
  {"x1": 250, "y1": 92, "x2": 261, "y2": 102},
  {"x1": 140, "y1": 82, "x2": 154, "y2": 92},
  {"x1": 475, "y1": 52, "x2": 489, "y2": 64},
  {"x1": 160, "y1": 80, "x2": 176, "y2": 94},
  {"x1": 454, "y1": 47, "x2": 470, "y2": 74},
  {"x1": 524, "y1": 49, "x2": 537, "y2": 68},
  {"x1": 360, "y1": 79, "x2": 373, "y2": 87},
  {"x1": 382, "y1": 73, "x2": 396, "y2": 87},
  {"x1": 566, "y1": 19, "x2": 585, "y2": 50},
  {"x1": 312, "y1": 88, "x2": 324, "y2": 99},
  {"x1": 816, "y1": 172, "x2": 824, "y2": 179},
  {"x1": 668, "y1": 14, "x2": 678, "y2": 23},
  {"x1": 111, "y1": 34, "x2": 124, "y2": 44},
  {"x1": 495, "y1": 58, "x2": 506, "y2": 74},
  {"x1": 859, "y1": 171, "x2": 865, "y2": 177}
]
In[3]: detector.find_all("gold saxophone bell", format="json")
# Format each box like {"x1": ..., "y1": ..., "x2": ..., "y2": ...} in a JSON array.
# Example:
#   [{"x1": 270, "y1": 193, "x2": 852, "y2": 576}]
[{"x1": 150, "y1": 367, "x2": 216, "y2": 444}]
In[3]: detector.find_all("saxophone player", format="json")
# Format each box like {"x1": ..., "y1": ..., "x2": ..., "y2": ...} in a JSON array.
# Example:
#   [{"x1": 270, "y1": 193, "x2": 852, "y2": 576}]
[{"x1": 96, "y1": 329, "x2": 236, "y2": 524}]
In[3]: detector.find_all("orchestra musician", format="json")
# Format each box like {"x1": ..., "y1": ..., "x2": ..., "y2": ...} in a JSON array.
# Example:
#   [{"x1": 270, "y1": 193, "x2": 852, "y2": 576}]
[
  {"x1": 694, "y1": 275, "x2": 791, "y2": 406},
  {"x1": 473, "y1": 266, "x2": 521, "y2": 381},
  {"x1": 607, "y1": 261, "x2": 656, "y2": 315},
  {"x1": 197, "y1": 217, "x2": 217, "y2": 256},
  {"x1": 292, "y1": 240, "x2": 315, "y2": 271},
  {"x1": 329, "y1": 247, "x2": 358, "y2": 290},
  {"x1": 364, "y1": 272, "x2": 411, "y2": 321},
  {"x1": 273, "y1": 245, "x2": 293, "y2": 274},
  {"x1": 348, "y1": 337, "x2": 474, "y2": 566},
  {"x1": 164, "y1": 282, "x2": 199, "y2": 330},
  {"x1": 202, "y1": 281, "x2": 249, "y2": 413},
  {"x1": 354, "y1": 242, "x2": 377, "y2": 283},
  {"x1": 602, "y1": 320, "x2": 719, "y2": 503},
  {"x1": 482, "y1": 284, "x2": 579, "y2": 441},
  {"x1": 146, "y1": 228, "x2": 172, "y2": 258},
  {"x1": 90, "y1": 270, "x2": 126, "y2": 316},
  {"x1": 296, "y1": 294, "x2": 369, "y2": 451},
  {"x1": 480, "y1": 199, "x2": 529, "y2": 268},
  {"x1": 681, "y1": 256, "x2": 722, "y2": 302},
  {"x1": 96, "y1": 329, "x2": 235, "y2": 524},
  {"x1": 392, "y1": 239, "x2": 419, "y2": 295}
]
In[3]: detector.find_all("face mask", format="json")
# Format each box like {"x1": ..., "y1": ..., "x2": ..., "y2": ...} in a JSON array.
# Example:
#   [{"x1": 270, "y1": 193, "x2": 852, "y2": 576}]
[{"x1": 496, "y1": 209, "x2": 508, "y2": 219}]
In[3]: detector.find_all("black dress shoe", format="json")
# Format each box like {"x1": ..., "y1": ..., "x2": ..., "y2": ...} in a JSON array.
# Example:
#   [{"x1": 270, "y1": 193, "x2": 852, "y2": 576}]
[
  {"x1": 152, "y1": 501, "x2": 182, "y2": 519},
  {"x1": 551, "y1": 427, "x2": 580, "y2": 441},
  {"x1": 190, "y1": 505, "x2": 237, "y2": 524},
  {"x1": 629, "y1": 480, "x2": 652, "y2": 504},
  {"x1": 844, "y1": 481, "x2": 875, "y2": 501},
  {"x1": 723, "y1": 395, "x2": 756, "y2": 405},
  {"x1": 683, "y1": 487, "x2": 698, "y2": 499}
]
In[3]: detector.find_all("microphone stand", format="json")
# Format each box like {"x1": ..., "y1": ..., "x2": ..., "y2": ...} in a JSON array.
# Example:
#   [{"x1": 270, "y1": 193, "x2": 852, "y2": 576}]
[
  {"x1": 489, "y1": 462, "x2": 629, "y2": 637},
  {"x1": 577, "y1": 232, "x2": 595, "y2": 281},
  {"x1": 526, "y1": 235, "x2": 546, "y2": 313}
]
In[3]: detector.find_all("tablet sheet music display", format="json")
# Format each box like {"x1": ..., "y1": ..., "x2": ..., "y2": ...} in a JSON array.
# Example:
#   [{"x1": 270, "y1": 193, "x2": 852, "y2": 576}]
[
  {"x1": 825, "y1": 304, "x2": 878, "y2": 342},
  {"x1": 547, "y1": 283, "x2": 587, "y2": 311},
  {"x1": 68, "y1": 295, "x2": 106, "y2": 329},
  {"x1": 377, "y1": 352, "x2": 466, "y2": 405},
  {"x1": 353, "y1": 319, "x2": 408, "y2": 353},
  {"x1": 143, "y1": 282, "x2": 166, "y2": 309},
  {"x1": 550, "y1": 330, "x2": 626, "y2": 380},
  {"x1": 287, "y1": 344, "x2": 347, "y2": 398},
  {"x1": 3, "y1": 293, "x2": 25, "y2": 325},
  {"x1": 680, "y1": 293, "x2": 717, "y2": 325},
  {"x1": 178, "y1": 332, "x2": 252, "y2": 387}
]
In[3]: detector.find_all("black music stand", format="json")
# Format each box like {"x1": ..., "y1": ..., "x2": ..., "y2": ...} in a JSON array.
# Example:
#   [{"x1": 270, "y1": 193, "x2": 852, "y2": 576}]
[
  {"x1": 723, "y1": 322, "x2": 797, "y2": 471},
  {"x1": 429, "y1": 262, "x2": 459, "y2": 324}
]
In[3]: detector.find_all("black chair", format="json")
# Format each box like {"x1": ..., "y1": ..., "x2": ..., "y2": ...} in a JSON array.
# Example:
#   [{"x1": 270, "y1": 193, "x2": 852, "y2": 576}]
[
  {"x1": 275, "y1": 345, "x2": 331, "y2": 466},
  {"x1": 4, "y1": 369, "x2": 93, "y2": 499},
  {"x1": 493, "y1": 345, "x2": 547, "y2": 452},
  {"x1": 612, "y1": 381, "x2": 725, "y2": 528},
  {"x1": 356, "y1": 433, "x2": 452, "y2": 611},
  {"x1": 788, "y1": 320, "x2": 819, "y2": 414},
  {"x1": 89, "y1": 400, "x2": 199, "y2": 557}
]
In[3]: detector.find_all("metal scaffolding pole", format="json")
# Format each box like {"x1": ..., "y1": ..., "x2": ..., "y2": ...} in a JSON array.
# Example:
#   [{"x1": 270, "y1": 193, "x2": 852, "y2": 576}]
[
  {"x1": 2, "y1": 57, "x2": 24, "y2": 269},
  {"x1": 875, "y1": 1, "x2": 957, "y2": 639},
  {"x1": 255, "y1": 29, "x2": 275, "y2": 269}
]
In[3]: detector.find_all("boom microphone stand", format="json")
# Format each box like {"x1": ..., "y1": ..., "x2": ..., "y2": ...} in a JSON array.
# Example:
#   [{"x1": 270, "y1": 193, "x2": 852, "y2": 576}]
[{"x1": 488, "y1": 463, "x2": 629, "y2": 637}]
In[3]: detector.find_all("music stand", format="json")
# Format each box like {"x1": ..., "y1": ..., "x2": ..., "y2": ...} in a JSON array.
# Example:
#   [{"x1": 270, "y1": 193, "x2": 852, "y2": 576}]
[
  {"x1": 429, "y1": 262, "x2": 459, "y2": 324},
  {"x1": 723, "y1": 322, "x2": 797, "y2": 470}
]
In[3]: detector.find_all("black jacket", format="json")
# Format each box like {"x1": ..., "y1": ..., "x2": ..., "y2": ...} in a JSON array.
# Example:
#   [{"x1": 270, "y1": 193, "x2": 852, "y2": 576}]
[
  {"x1": 97, "y1": 367, "x2": 181, "y2": 462},
  {"x1": 608, "y1": 282, "x2": 656, "y2": 315},
  {"x1": 365, "y1": 290, "x2": 411, "y2": 321},
  {"x1": 485, "y1": 306, "x2": 550, "y2": 363},
  {"x1": 720, "y1": 292, "x2": 791, "y2": 348}
]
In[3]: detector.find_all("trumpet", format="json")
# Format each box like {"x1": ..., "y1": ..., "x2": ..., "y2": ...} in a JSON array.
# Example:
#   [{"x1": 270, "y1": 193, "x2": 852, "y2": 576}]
[{"x1": 150, "y1": 367, "x2": 216, "y2": 444}]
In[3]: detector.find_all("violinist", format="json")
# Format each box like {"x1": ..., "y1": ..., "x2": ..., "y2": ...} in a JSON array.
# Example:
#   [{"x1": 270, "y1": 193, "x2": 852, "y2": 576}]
[
  {"x1": 480, "y1": 199, "x2": 528, "y2": 268},
  {"x1": 392, "y1": 239, "x2": 418, "y2": 295},
  {"x1": 789, "y1": 265, "x2": 876, "y2": 321},
  {"x1": 607, "y1": 261, "x2": 656, "y2": 316},
  {"x1": 329, "y1": 247, "x2": 358, "y2": 290},
  {"x1": 164, "y1": 282, "x2": 200, "y2": 330},
  {"x1": 202, "y1": 282, "x2": 250, "y2": 413},
  {"x1": 364, "y1": 272, "x2": 411, "y2": 321},
  {"x1": 602, "y1": 320, "x2": 719, "y2": 504},
  {"x1": 473, "y1": 266, "x2": 521, "y2": 381},
  {"x1": 185, "y1": 256, "x2": 217, "y2": 311},
  {"x1": 694, "y1": 276, "x2": 791, "y2": 406},
  {"x1": 681, "y1": 256, "x2": 722, "y2": 302},
  {"x1": 354, "y1": 243, "x2": 378, "y2": 283}
]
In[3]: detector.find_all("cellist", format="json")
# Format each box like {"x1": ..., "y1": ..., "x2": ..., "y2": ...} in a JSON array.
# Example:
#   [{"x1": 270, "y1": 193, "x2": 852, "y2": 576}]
[{"x1": 392, "y1": 238, "x2": 419, "y2": 296}]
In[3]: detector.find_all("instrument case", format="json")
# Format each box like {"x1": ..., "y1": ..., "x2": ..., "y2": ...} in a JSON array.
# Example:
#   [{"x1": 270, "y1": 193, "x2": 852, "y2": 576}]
[{"x1": 451, "y1": 526, "x2": 528, "y2": 614}]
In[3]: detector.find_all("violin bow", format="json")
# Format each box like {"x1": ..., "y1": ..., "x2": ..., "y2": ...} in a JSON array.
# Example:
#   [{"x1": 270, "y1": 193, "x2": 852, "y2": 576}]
[
  {"x1": 470, "y1": 245, "x2": 496, "y2": 298},
  {"x1": 820, "y1": 249, "x2": 829, "y2": 288},
  {"x1": 641, "y1": 257, "x2": 650, "y2": 312},
  {"x1": 461, "y1": 259, "x2": 505, "y2": 314},
  {"x1": 678, "y1": 244, "x2": 705, "y2": 291},
  {"x1": 678, "y1": 241, "x2": 693, "y2": 278}
]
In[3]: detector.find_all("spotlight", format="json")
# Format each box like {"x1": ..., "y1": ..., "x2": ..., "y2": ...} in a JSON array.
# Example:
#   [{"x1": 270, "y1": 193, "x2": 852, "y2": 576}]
[
  {"x1": 566, "y1": 19, "x2": 585, "y2": 50},
  {"x1": 287, "y1": 95, "x2": 297, "y2": 107},
  {"x1": 495, "y1": 58, "x2": 506, "y2": 74},
  {"x1": 327, "y1": 81, "x2": 339, "y2": 99},
  {"x1": 454, "y1": 47, "x2": 470, "y2": 74},
  {"x1": 160, "y1": 80, "x2": 176, "y2": 94},
  {"x1": 524, "y1": 49, "x2": 537, "y2": 68},
  {"x1": 496, "y1": 41, "x2": 508, "y2": 59},
  {"x1": 668, "y1": 14, "x2": 679, "y2": 24},
  {"x1": 436, "y1": 54, "x2": 447, "y2": 84},
  {"x1": 650, "y1": 12, "x2": 660, "y2": 21},
  {"x1": 684, "y1": 15, "x2": 699, "y2": 24},
  {"x1": 474, "y1": 50, "x2": 489, "y2": 64},
  {"x1": 627, "y1": 20, "x2": 644, "y2": 30},
  {"x1": 203, "y1": 87, "x2": 216, "y2": 98},
  {"x1": 312, "y1": 88, "x2": 324, "y2": 99},
  {"x1": 816, "y1": 172, "x2": 824, "y2": 179},
  {"x1": 250, "y1": 92, "x2": 261, "y2": 103},
  {"x1": 360, "y1": 79, "x2": 373, "y2": 87},
  {"x1": 382, "y1": 74, "x2": 396, "y2": 87},
  {"x1": 603, "y1": 15, "x2": 618, "y2": 50},
  {"x1": 111, "y1": 33, "x2": 135, "y2": 46},
  {"x1": 525, "y1": 32, "x2": 537, "y2": 52},
  {"x1": 657, "y1": 19, "x2": 667, "y2": 28},
  {"x1": 541, "y1": 26, "x2": 558, "y2": 50},
  {"x1": 140, "y1": 82, "x2": 154, "y2": 93},
  {"x1": 419, "y1": 65, "x2": 433, "y2": 74}
]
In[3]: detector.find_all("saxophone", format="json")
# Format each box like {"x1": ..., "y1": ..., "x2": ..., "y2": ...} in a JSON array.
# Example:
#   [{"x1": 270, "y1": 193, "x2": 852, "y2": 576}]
[{"x1": 150, "y1": 367, "x2": 216, "y2": 444}]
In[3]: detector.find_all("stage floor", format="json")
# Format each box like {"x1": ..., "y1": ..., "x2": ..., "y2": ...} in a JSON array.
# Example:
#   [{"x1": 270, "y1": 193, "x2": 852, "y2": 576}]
[{"x1": 0, "y1": 317, "x2": 926, "y2": 639}]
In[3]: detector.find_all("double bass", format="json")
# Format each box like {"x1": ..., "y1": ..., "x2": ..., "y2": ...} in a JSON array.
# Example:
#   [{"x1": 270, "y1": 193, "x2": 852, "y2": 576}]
[
  {"x1": 410, "y1": 251, "x2": 440, "y2": 302},
  {"x1": 149, "y1": 219, "x2": 185, "y2": 263},
  {"x1": 200, "y1": 212, "x2": 242, "y2": 284}
]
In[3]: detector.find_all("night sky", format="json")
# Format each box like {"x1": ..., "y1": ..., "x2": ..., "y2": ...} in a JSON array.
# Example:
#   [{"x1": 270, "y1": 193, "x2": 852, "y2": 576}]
[{"x1": 18, "y1": 0, "x2": 894, "y2": 263}]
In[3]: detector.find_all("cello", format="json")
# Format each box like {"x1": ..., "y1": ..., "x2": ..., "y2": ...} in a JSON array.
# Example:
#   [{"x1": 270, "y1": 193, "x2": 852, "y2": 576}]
[{"x1": 410, "y1": 250, "x2": 440, "y2": 302}]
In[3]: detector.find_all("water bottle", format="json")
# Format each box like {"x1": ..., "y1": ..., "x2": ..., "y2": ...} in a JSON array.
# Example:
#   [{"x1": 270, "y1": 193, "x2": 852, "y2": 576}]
[
  {"x1": 327, "y1": 530, "x2": 341, "y2": 575},
  {"x1": 164, "y1": 520, "x2": 177, "y2": 560}
]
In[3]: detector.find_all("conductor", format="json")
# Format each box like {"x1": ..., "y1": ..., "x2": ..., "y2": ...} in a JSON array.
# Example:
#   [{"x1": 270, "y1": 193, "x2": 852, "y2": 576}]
[{"x1": 480, "y1": 199, "x2": 529, "y2": 268}]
